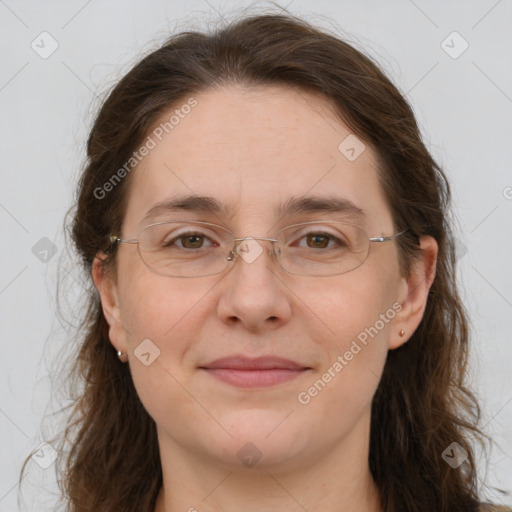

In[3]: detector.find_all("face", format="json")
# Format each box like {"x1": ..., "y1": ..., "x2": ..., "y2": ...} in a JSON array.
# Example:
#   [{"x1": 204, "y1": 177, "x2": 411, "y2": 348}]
[{"x1": 94, "y1": 85, "x2": 431, "y2": 473}]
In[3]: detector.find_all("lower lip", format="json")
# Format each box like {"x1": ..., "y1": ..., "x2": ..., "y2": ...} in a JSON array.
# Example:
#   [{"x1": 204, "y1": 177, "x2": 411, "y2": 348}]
[{"x1": 201, "y1": 368, "x2": 308, "y2": 388}]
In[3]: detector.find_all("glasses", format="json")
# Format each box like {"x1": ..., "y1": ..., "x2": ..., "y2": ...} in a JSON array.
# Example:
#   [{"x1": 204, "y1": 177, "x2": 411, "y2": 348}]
[{"x1": 109, "y1": 220, "x2": 406, "y2": 278}]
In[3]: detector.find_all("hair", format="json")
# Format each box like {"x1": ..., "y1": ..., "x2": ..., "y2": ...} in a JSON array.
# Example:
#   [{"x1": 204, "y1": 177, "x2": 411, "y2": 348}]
[{"x1": 23, "y1": 9, "x2": 495, "y2": 512}]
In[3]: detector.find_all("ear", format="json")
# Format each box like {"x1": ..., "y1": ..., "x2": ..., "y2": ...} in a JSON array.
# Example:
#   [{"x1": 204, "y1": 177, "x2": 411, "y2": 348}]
[
  {"x1": 91, "y1": 253, "x2": 128, "y2": 354},
  {"x1": 388, "y1": 235, "x2": 438, "y2": 350}
]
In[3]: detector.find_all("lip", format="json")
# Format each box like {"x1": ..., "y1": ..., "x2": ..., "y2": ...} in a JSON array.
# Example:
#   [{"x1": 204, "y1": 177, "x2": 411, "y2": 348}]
[
  {"x1": 201, "y1": 355, "x2": 308, "y2": 371},
  {"x1": 199, "y1": 356, "x2": 311, "y2": 388}
]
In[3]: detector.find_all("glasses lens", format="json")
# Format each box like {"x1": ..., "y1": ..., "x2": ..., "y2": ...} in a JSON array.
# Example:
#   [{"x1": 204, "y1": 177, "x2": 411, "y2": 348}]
[
  {"x1": 276, "y1": 221, "x2": 370, "y2": 276},
  {"x1": 138, "y1": 221, "x2": 232, "y2": 277},
  {"x1": 136, "y1": 220, "x2": 370, "y2": 277}
]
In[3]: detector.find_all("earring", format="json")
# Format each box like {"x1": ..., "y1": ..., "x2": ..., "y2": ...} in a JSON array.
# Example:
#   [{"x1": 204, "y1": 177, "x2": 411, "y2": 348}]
[
  {"x1": 399, "y1": 329, "x2": 405, "y2": 337},
  {"x1": 117, "y1": 350, "x2": 128, "y2": 363}
]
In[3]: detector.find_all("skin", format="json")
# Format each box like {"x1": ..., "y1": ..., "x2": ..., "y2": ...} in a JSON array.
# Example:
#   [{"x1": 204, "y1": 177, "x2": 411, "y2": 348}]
[{"x1": 92, "y1": 85, "x2": 437, "y2": 512}]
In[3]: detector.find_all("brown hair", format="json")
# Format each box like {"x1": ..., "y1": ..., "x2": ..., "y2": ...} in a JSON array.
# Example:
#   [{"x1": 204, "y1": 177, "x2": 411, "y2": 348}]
[{"x1": 24, "y1": 9, "x2": 494, "y2": 512}]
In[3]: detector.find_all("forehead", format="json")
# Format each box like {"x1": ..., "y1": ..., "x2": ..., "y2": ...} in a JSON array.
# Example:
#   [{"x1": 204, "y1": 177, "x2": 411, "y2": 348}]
[{"x1": 123, "y1": 85, "x2": 393, "y2": 232}]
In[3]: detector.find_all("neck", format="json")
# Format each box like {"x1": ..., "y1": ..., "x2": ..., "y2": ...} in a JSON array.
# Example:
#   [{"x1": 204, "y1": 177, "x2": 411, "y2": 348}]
[{"x1": 153, "y1": 412, "x2": 382, "y2": 512}]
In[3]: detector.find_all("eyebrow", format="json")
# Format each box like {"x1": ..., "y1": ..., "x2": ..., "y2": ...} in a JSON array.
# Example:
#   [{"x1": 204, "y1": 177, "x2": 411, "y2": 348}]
[{"x1": 140, "y1": 193, "x2": 366, "y2": 226}]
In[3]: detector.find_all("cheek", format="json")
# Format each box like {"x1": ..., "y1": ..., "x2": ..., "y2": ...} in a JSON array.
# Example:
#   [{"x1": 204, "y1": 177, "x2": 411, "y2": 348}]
[
  {"x1": 117, "y1": 265, "x2": 211, "y2": 344},
  {"x1": 302, "y1": 262, "x2": 399, "y2": 347},
  {"x1": 295, "y1": 268, "x2": 398, "y2": 408},
  {"x1": 118, "y1": 275, "x2": 213, "y2": 428},
  {"x1": 296, "y1": 296, "x2": 392, "y2": 440}
]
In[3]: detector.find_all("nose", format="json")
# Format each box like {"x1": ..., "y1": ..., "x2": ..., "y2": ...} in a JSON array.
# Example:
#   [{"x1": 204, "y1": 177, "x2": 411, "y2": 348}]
[{"x1": 216, "y1": 237, "x2": 292, "y2": 332}]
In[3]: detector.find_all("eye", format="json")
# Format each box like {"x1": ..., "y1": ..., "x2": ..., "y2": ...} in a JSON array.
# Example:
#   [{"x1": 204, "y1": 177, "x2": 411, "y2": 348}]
[
  {"x1": 294, "y1": 230, "x2": 348, "y2": 250},
  {"x1": 162, "y1": 231, "x2": 217, "y2": 250}
]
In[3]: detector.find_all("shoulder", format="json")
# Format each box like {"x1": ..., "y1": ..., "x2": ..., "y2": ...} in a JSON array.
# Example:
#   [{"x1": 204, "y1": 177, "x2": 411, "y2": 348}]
[{"x1": 479, "y1": 505, "x2": 512, "y2": 512}]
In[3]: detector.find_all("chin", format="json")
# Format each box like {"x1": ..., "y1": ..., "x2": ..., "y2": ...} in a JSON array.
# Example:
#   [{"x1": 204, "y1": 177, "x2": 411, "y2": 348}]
[{"x1": 205, "y1": 411, "x2": 314, "y2": 470}]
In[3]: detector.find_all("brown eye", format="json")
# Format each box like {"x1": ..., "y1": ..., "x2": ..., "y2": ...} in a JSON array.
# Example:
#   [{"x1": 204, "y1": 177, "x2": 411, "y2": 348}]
[
  {"x1": 296, "y1": 231, "x2": 346, "y2": 250},
  {"x1": 180, "y1": 234, "x2": 205, "y2": 249},
  {"x1": 162, "y1": 232, "x2": 215, "y2": 250},
  {"x1": 306, "y1": 233, "x2": 331, "y2": 249}
]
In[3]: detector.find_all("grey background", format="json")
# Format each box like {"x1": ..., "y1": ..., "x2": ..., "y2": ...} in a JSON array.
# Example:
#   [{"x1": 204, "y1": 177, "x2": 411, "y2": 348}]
[{"x1": 1, "y1": 0, "x2": 511, "y2": 510}]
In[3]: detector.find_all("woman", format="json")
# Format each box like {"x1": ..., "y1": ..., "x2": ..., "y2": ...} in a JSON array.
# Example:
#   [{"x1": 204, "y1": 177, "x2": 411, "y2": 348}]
[{"x1": 43, "y1": 10, "x2": 509, "y2": 512}]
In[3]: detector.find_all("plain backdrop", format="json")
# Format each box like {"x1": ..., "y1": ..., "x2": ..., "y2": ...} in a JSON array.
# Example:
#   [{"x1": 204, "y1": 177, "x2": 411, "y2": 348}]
[{"x1": 1, "y1": 0, "x2": 511, "y2": 510}]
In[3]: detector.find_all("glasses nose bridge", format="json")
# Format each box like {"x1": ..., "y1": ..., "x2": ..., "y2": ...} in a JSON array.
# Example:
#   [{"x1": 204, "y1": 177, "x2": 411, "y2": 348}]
[
  {"x1": 233, "y1": 236, "x2": 279, "y2": 244},
  {"x1": 227, "y1": 236, "x2": 280, "y2": 263}
]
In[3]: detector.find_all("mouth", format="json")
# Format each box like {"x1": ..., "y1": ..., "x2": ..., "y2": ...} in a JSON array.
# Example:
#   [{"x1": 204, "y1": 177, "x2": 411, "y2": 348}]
[{"x1": 198, "y1": 355, "x2": 311, "y2": 388}]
